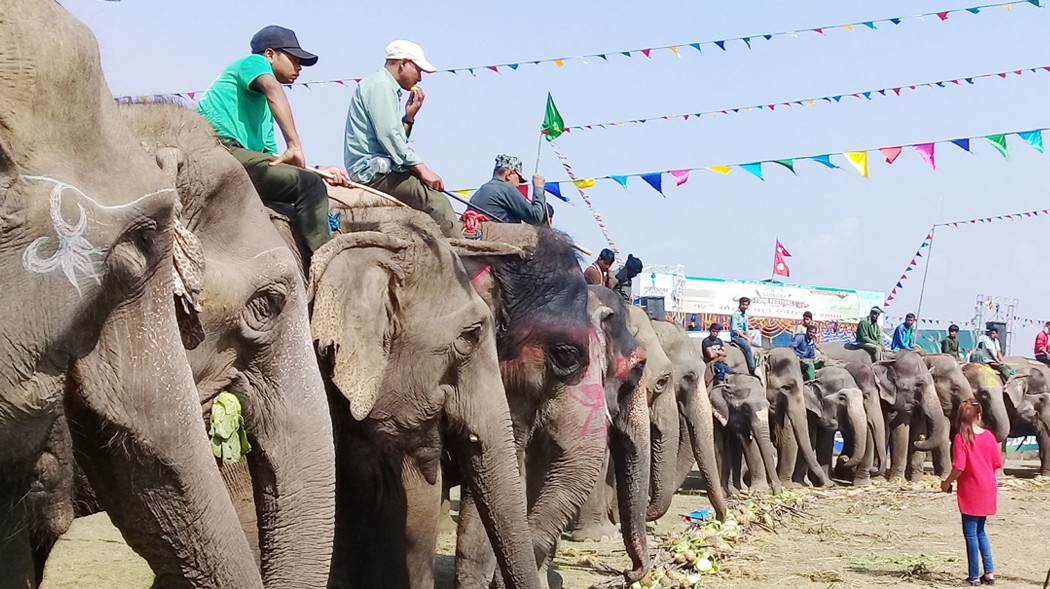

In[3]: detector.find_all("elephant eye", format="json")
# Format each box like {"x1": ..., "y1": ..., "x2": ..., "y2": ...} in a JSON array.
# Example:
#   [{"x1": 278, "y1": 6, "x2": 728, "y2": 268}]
[
  {"x1": 243, "y1": 287, "x2": 286, "y2": 333},
  {"x1": 653, "y1": 374, "x2": 670, "y2": 394},
  {"x1": 453, "y1": 323, "x2": 482, "y2": 356}
]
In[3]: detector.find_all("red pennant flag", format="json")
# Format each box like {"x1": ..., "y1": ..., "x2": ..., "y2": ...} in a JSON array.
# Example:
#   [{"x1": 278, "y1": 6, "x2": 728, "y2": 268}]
[
  {"x1": 880, "y1": 146, "x2": 903, "y2": 164},
  {"x1": 892, "y1": 88, "x2": 902, "y2": 96},
  {"x1": 773, "y1": 239, "x2": 791, "y2": 277},
  {"x1": 937, "y1": 11, "x2": 949, "y2": 20},
  {"x1": 642, "y1": 48, "x2": 652, "y2": 58},
  {"x1": 516, "y1": 184, "x2": 531, "y2": 201},
  {"x1": 487, "y1": 65, "x2": 499, "y2": 73}
]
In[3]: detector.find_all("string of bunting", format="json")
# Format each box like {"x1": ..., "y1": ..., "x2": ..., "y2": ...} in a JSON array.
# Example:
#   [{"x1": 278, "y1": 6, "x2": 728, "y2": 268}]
[
  {"x1": 884, "y1": 314, "x2": 1050, "y2": 328},
  {"x1": 884, "y1": 206, "x2": 1050, "y2": 306},
  {"x1": 560, "y1": 64, "x2": 1050, "y2": 134},
  {"x1": 112, "y1": 0, "x2": 1043, "y2": 104},
  {"x1": 544, "y1": 127, "x2": 1046, "y2": 196},
  {"x1": 546, "y1": 140, "x2": 619, "y2": 254}
]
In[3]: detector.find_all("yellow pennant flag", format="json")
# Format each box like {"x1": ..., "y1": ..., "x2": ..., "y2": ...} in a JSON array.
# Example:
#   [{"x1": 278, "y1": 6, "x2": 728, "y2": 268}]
[
  {"x1": 573, "y1": 178, "x2": 595, "y2": 189},
  {"x1": 453, "y1": 189, "x2": 472, "y2": 197},
  {"x1": 844, "y1": 151, "x2": 869, "y2": 177},
  {"x1": 842, "y1": 24, "x2": 854, "y2": 31},
  {"x1": 1003, "y1": 4, "x2": 1012, "y2": 10},
  {"x1": 706, "y1": 165, "x2": 732, "y2": 175},
  {"x1": 554, "y1": 59, "x2": 565, "y2": 67},
  {"x1": 669, "y1": 46, "x2": 680, "y2": 56},
  {"x1": 807, "y1": 99, "x2": 816, "y2": 106}
]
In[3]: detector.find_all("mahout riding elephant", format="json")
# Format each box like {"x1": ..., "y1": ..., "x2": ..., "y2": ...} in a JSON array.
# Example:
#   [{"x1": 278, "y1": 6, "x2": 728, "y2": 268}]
[
  {"x1": 1003, "y1": 362, "x2": 1050, "y2": 476},
  {"x1": 308, "y1": 207, "x2": 541, "y2": 589},
  {"x1": 1, "y1": 3, "x2": 264, "y2": 587},
  {"x1": 648, "y1": 321, "x2": 727, "y2": 522},
  {"x1": 843, "y1": 362, "x2": 889, "y2": 480},
  {"x1": 870, "y1": 350, "x2": 949, "y2": 480},
  {"x1": 799, "y1": 367, "x2": 869, "y2": 485},
  {"x1": 455, "y1": 227, "x2": 652, "y2": 587},
  {"x1": 710, "y1": 375, "x2": 782, "y2": 495}
]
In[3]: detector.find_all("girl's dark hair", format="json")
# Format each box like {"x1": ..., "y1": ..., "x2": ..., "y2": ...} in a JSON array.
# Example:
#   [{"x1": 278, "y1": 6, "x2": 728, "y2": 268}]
[{"x1": 957, "y1": 398, "x2": 984, "y2": 446}]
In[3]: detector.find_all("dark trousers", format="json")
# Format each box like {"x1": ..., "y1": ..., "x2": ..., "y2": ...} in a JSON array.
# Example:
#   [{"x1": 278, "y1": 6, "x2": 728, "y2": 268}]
[
  {"x1": 1037, "y1": 354, "x2": 1050, "y2": 366},
  {"x1": 961, "y1": 514, "x2": 993, "y2": 580},
  {"x1": 366, "y1": 172, "x2": 460, "y2": 237},
  {"x1": 731, "y1": 335, "x2": 755, "y2": 374},
  {"x1": 226, "y1": 145, "x2": 331, "y2": 253}
]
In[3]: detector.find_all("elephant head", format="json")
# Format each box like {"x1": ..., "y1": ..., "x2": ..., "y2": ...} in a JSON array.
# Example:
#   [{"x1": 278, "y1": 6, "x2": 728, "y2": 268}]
[
  {"x1": 962, "y1": 363, "x2": 1011, "y2": 443},
  {"x1": 844, "y1": 362, "x2": 888, "y2": 475},
  {"x1": 1, "y1": 4, "x2": 262, "y2": 587},
  {"x1": 710, "y1": 375, "x2": 781, "y2": 495},
  {"x1": 649, "y1": 321, "x2": 727, "y2": 522},
  {"x1": 764, "y1": 347, "x2": 828, "y2": 486},
  {"x1": 874, "y1": 351, "x2": 949, "y2": 450},
  {"x1": 118, "y1": 103, "x2": 337, "y2": 586},
  {"x1": 310, "y1": 208, "x2": 539, "y2": 589},
  {"x1": 803, "y1": 377, "x2": 867, "y2": 470}
]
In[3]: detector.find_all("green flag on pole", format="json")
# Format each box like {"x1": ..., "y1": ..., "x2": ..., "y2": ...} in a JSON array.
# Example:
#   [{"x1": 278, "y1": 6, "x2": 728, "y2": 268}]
[{"x1": 541, "y1": 93, "x2": 564, "y2": 141}]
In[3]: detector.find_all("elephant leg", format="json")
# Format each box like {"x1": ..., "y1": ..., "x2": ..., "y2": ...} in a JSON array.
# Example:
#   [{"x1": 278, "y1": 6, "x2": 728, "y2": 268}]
[
  {"x1": 0, "y1": 461, "x2": 35, "y2": 589},
  {"x1": 568, "y1": 452, "x2": 617, "y2": 541},
  {"x1": 906, "y1": 416, "x2": 927, "y2": 481},
  {"x1": 728, "y1": 436, "x2": 744, "y2": 494},
  {"x1": 740, "y1": 434, "x2": 768, "y2": 492},
  {"x1": 453, "y1": 485, "x2": 498, "y2": 589},
  {"x1": 852, "y1": 429, "x2": 874, "y2": 487},
  {"x1": 402, "y1": 459, "x2": 442, "y2": 589},
  {"x1": 438, "y1": 484, "x2": 457, "y2": 535},
  {"x1": 777, "y1": 415, "x2": 801, "y2": 485},
  {"x1": 815, "y1": 429, "x2": 835, "y2": 481},
  {"x1": 790, "y1": 446, "x2": 809, "y2": 486},
  {"x1": 886, "y1": 420, "x2": 910, "y2": 481}
]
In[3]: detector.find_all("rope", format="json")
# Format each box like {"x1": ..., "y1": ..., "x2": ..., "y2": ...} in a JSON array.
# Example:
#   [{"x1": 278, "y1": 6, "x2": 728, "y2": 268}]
[{"x1": 546, "y1": 140, "x2": 618, "y2": 255}]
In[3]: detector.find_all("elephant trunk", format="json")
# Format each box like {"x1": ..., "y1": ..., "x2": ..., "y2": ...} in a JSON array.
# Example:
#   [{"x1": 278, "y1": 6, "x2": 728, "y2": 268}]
[
  {"x1": 751, "y1": 411, "x2": 783, "y2": 495},
  {"x1": 985, "y1": 397, "x2": 1011, "y2": 443},
  {"x1": 914, "y1": 382, "x2": 950, "y2": 451},
  {"x1": 448, "y1": 346, "x2": 540, "y2": 589},
  {"x1": 610, "y1": 377, "x2": 652, "y2": 583},
  {"x1": 788, "y1": 399, "x2": 828, "y2": 486},
  {"x1": 68, "y1": 260, "x2": 262, "y2": 587},
  {"x1": 645, "y1": 389, "x2": 680, "y2": 522},
  {"x1": 843, "y1": 391, "x2": 867, "y2": 468},
  {"x1": 677, "y1": 382, "x2": 728, "y2": 521},
  {"x1": 870, "y1": 404, "x2": 888, "y2": 475},
  {"x1": 242, "y1": 311, "x2": 335, "y2": 588}
]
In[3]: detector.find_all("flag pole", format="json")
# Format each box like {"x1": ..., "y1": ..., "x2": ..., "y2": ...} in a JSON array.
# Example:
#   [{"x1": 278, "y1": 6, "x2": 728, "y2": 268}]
[{"x1": 770, "y1": 236, "x2": 778, "y2": 281}]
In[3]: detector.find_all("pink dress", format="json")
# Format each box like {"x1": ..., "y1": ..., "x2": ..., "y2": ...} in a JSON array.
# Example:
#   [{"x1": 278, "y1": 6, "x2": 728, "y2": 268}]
[{"x1": 952, "y1": 429, "x2": 1003, "y2": 516}]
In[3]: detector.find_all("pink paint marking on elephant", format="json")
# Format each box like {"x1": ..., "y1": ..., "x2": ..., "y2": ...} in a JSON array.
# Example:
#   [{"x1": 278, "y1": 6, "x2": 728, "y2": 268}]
[
  {"x1": 614, "y1": 347, "x2": 646, "y2": 380},
  {"x1": 469, "y1": 264, "x2": 491, "y2": 286},
  {"x1": 572, "y1": 334, "x2": 610, "y2": 438}
]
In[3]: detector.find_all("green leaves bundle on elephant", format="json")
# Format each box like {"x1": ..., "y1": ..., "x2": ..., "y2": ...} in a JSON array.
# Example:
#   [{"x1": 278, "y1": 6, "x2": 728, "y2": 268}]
[{"x1": 209, "y1": 392, "x2": 251, "y2": 463}]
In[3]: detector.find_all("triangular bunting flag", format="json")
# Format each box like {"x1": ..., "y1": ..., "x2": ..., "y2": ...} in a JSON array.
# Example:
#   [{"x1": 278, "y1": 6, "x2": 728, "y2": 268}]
[
  {"x1": 937, "y1": 11, "x2": 950, "y2": 20},
  {"x1": 487, "y1": 66, "x2": 499, "y2": 73},
  {"x1": 772, "y1": 159, "x2": 796, "y2": 174},
  {"x1": 572, "y1": 178, "x2": 595, "y2": 189},
  {"x1": 640, "y1": 173, "x2": 663, "y2": 195},
  {"x1": 508, "y1": 63, "x2": 520, "y2": 69},
  {"x1": 951, "y1": 138, "x2": 972, "y2": 152},
  {"x1": 553, "y1": 60, "x2": 565, "y2": 68},
  {"x1": 814, "y1": 28, "x2": 824, "y2": 35},
  {"x1": 544, "y1": 183, "x2": 564, "y2": 201},
  {"x1": 890, "y1": 18, "x2": 902, "y2": 24},
  {"x1": 670, "y1": 169, "x2": 690, "y2": 186},
  {"x1": 669, "y1": 46, "x2": 680, "y2": 56},
  {"x1": 809, "y1": 155, "x2": 839, "y2": 169},
  {"x1": 984, "y1": 134, "x2": 1008, "y2": 158},
  {"x1": 914, "y1": 143, "x2": 936, "y2": 169},
  {"x1": 611, "y1": 175, "x2": 629, "y2": 189},
  {"x1": 1019, "y1": 130, "x2": 1044, "y2": 153},
  {"x1": 453, "y1": 190, "x2": 472, "y2": 197},
  {"x1": 741, "y1": 163, "x2": 764, "y2": 180},
  {"x1": 689, "y1": 43, "x2": 702, "y2": 52},
  {"x1": 880, "y1": 146, "x2": 903, "y2": 164},
  {"x1": 763, "y1": 34, "x2": 773, "y2": 40},
  {"x1": 516, "y1": 184, "x2": 530, "y2": 198},
  {"x1": 967, "y1": 7, "x2": 981, "y2": 13},
  {"x1": 844, "y1": 151, "x2": 869, "y2": 177},
  {"x1": 641, "y1": 48, "x2": 652, "y2": 58},
  {"x1": 863, "y1": 21, "x2": 877, "y2": 29},
  {"x1": 706, "y1": 165, "x2": 732, "y2": 175},
  {"x1": 742, "y1": 37, "x2": 752, "y2": 49},
  {"x1": 715, "y1": 41, "x2": 726, "y2": 51}
]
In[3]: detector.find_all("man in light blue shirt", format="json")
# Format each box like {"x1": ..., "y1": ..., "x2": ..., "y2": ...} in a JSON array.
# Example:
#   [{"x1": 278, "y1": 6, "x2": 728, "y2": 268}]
[
  {"x1": 890, "y1": 313, "x2": 918, "y2": 351},
  {"x1": 730, "y1": 297, "x2": 756, "y2": 375},
  {"x1": 344, "y1": 40, "x2": 459, "y2": 236}
]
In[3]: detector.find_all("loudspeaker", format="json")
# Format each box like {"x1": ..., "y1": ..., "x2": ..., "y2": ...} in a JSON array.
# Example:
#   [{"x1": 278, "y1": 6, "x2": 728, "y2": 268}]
[{"x1": 639, "y1": 296, "x2": 665, "y2": 321}]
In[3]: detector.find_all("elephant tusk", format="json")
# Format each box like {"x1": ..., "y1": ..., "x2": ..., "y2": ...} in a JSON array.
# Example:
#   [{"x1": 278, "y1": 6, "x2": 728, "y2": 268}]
[{"x1": 468, "y1": 433, "x2": 480, "y2": 444}]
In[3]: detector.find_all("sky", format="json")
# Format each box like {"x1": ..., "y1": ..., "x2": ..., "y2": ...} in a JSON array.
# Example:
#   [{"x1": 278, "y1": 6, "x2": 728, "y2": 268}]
[{"x1": 63, "y1": 0, "x2": 1050, "y2": 352}]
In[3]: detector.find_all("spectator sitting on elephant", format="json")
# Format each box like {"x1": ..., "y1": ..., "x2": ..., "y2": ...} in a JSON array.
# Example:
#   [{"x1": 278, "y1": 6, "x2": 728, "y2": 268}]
[
  {"x1": 545, "y1": 203, "x2": 554, "y2": 227},
  {"x1": 891, "y1": 313, "x2": 919, "y2": 352},
  {"x1": 942, "y1": 324, "x2": 963, "y2": 359},
  {"x1": 702, "y1": 323, "x2": 734, "y2": 385},
  {"x1": 611, "y1": 254, "x2": 643, "y2": 303},
  {"x1": 794, "y1": 311, "x2": 814, "y2": 336},
  {"x1": 197, "y1": 25, "x2": 350, "y2": 254},
  {"x1": 974, "y1": 327, "x2": 1011, "y2": 383},
  {"x1": 792, "y1": 324, "x2": 825, "y2": 381},
  {"x1": 854, "y1": 306, "x2": 885, "y2": 362},
  {"x1": 730, "y1": 297, "x2": 757, "y2": 375},
  {"x1": 584, "y1": 248, "x2": 615, "y2": 288},
  {"x1": 1035, "y1": 321, "x2": 1050, "y2": 366},
  {"x1": 467, "y1": 154, "x2": 548, "y2": 225}
]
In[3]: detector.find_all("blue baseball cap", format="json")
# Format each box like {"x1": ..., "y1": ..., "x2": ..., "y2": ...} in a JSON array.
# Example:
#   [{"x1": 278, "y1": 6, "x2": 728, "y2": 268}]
[{"x1": 251, "y1": 26, "x2": 318, "y2": 66}]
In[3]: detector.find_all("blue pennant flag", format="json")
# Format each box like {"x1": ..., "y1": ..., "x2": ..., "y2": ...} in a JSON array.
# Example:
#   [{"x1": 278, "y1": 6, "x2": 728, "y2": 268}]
[
  {"x1": 916, "y1": 251, "x2": 923, "y2": 258},
  {"x1": 964, "y1": 78, "x2": 974, "y2": 84},
  {"x1": 596, "y1": 55, "x2": 608, "y2": 61},
  {"x1": 545, "y1": 183, "x2": 568, "y2": 202},
  {"x1": 1019, "y1": 130, "x2": 1044, "y2": 153},
  {"x1": 621, "y1": 51, "x2": 632, "y2": 58},
  {"x1": 890, "y1": 18, "x2": 902, "y2": 24},
  {"x1": 950, "y1": 138, "x2": 972, "y2": 152},
  {"x1": 689, "y1": 42, "x2": 702, "y2": 52},
  {"x1": 640, "y1": 173, "x2": 663, "y2": 195},
  {"x1": 896, "y1": 282, "x2": 903, "y2": 288},
  {"x1": 967, "y1": 7, "x2": 981, "y2": 13},
  {"x1": 878, "y1": 89, "x2": 887, "y2": 96},
  {"x1": 508, "y1": 63, "x2": 519, "y2": 70},
  {"x1": 863, "y1": 21, "x2": 876, "y2": 29},
  {"x1": 862, "y1": 91, "x2": 872, "y2": 99},
  {"x1": 935, "y1": 82, "x2": 945, "y2": 88},
  {"x1": 715, "y1": 40, "x2": 727, "y2": 51},
  {"x1": 742, "y1": 37, "x2": 752, "y2": 49},
  {"x1": 906, "y1": 266, "x2": 914, "y2": 272},
  {"x1": 809, "y1": 154, "x2": 840, "y2": 169},
  {"x1": 741, "y1": 163, "x2": 764, "y2": 180},
  {"x1": 763, "y1": 34, "x2": 773, "y2": 40},
  {"x1": 832, "y1": 95, "x2": 843, "y2": 102},
  {"x1": 611, "y1": 175, "x2": 629, "y2": 189}
]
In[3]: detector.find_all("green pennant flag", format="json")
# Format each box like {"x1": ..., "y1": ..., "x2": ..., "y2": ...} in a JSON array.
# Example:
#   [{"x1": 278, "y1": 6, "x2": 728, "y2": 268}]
[
  {"x1": 984, "y1": 134, "x2": 1008, "y2": 158},
  {"x1": 541, "y1": 93, "x2": 564, "y2": 141},
  {"x1": 773, "y1": 159, "x2": 796, "y2": 174}
]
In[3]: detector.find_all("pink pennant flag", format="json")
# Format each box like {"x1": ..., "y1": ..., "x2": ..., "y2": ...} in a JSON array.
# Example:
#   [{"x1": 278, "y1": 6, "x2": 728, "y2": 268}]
[
  {"x1": 683, "y1": 114, "x2": 690, "y2": 120},
  {"x1": 814, "y1": 28, "x2": 825, "y2": 35},
  {"x1": 937, "y1": 11, "x2": 949, "y2": 20},
  {"x1": 892, "y1": 88, "x2": 902, "y2": 96},
  {"x1": 998, "y1": 72, "x2": 1008, "y2": 78},
  {"x1": 187, "y1": 91, "x2": 196, "y2": 100},
  {"x1": 642, "y1": 48, "x2": 652, "y2": 58},
  {"x1": 335, "y1": 80, "x2": 346, "y2": 86},
  {"x1": 880, "y1": 146, "x2": 903, "y2": 164},
  {"x1": 914, "y1": 143, "x2": 936, "y2": 169},
  {"x1": 487, "y1": 65, "x2": 499, "y2": 73},
  {"x1": 670, "y1": 169, "x2": 691, "y2": 186}
]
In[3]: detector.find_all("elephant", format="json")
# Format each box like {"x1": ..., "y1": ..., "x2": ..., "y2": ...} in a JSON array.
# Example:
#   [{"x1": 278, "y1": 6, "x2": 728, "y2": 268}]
[
  {"x1": 922, "y1": 354, "x2": 978, "y2": 473},
  {"x1": 1004, "y1": 363, "x2": 1050, "y2": 476},
  {"x1": 454, "y1": 227, "x2": 652, "y2": 587},
  {"x1": 822, "y1": 341, "x2": 883, "y2": 365},
  {"x1": 870, "y1": 350, "x2": 950, "y2": 481},
  {"x1": 763, "y1": 347, "x2": 829, "y2": 488},
  {"x1": 1, "y1": 3, "x2": 265, "y2": 587},
  {"x1": 843, "y1": 362, "x2": 889, "y2": 479},
  {"x1": 647, "y1": 321, "x2": 727, "y2": 522},
  {"x1": 800, "y1": 367, "x2": 869, "y2": 485},
  {"x1": 710, "y1": 375, "x2": 782, "y2": 495},
  {"x1": 961, "y1": 362, "x2": 1012, "y2": 443},
  {"x1": 305, "y1": 206, "x2": 541, "y2": 589}
]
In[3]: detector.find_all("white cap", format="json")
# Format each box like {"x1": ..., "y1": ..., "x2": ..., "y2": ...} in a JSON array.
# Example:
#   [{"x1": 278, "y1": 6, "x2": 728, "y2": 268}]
[{"x1": 385, "y1": 40, "x2": 436, "y2": 73}]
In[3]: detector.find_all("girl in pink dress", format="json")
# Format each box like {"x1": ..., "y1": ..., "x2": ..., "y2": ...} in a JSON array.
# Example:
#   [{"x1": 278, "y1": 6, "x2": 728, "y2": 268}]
[{"x1": 941, "y1": 398, "x2": 1002, "y2": 586}]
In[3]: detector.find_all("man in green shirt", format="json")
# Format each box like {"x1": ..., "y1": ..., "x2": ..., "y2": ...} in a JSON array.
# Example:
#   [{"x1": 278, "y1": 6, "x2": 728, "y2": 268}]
[
  {"x1": 941, "y1": 324, "x2": 962, "y2": 359},
  {"x1": 197, "y1": 25, "x2": 348, "y2": 254},
  {"x1": 854, "y1": 306, "x2": 885, "y2": 362},
  {"x1": 344, "y1": 40, "x2": 460, "y2": 237}
]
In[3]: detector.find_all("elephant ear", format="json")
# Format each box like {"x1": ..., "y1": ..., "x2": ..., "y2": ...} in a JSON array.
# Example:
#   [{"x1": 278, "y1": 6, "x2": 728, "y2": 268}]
[
  {"x1": 803, "y1": 382, "x2": 823, "y2": 417},
  {"x1": 872, "y1": 362, "x2": 895, "y2": 406},
  {"x1": 1003, "y1": 374, "x2": 1028, "y2": 411},
  {"x1": 309, "y1": 232, "x2": 410, "y2": 420},
  {"x1": 709, "y1": 384, "x2": 730, "y2": 427}
]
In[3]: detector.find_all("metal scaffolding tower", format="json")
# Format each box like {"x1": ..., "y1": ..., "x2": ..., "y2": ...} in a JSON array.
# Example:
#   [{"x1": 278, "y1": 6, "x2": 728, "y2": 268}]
[{"x1": 973, "y1": 294, "x2": 1018, "y2": 354}]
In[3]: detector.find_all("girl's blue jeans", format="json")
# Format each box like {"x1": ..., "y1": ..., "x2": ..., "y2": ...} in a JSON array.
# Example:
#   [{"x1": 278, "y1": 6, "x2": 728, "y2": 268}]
[{"x1": 961, "y1": 514, "x2": 994, "y2": 580}]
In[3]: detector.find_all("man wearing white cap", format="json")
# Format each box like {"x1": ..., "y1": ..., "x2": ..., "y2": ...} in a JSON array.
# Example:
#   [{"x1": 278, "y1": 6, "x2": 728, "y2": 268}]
[{"x1": 344, "y1": 40, "x2": 459, "y2": 236}]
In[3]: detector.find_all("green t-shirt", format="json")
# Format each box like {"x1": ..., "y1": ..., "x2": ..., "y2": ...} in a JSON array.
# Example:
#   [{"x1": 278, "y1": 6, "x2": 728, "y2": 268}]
[{"x1": 197, "y1": 55, "x2": 277, "y2": 154}]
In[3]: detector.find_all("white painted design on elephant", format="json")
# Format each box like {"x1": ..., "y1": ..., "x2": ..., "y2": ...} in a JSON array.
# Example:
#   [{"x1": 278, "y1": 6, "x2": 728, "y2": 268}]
[{"x1": 20, "y1": 175, "x2": 174, "y2": 296}]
